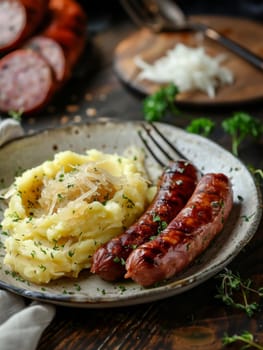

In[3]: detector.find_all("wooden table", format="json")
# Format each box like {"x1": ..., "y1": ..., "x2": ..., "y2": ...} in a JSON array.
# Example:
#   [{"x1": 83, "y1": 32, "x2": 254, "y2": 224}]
[{"x1": 19, "y1": 13, "x2": 263, "y2": 350}]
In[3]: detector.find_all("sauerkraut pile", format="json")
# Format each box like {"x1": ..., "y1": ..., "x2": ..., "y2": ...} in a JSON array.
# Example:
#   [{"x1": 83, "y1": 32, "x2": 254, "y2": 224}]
[
  {"x1": 135, "y1": 43, "x2": 234, "y2": 98},
  {"x1": 1, "y1": 148, "x2": 150, "y2": 284}
]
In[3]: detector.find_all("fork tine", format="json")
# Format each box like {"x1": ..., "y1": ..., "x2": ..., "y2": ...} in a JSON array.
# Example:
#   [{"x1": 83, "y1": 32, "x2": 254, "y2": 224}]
[
  {"x1": 120, "y1": 0, "x2": 164, "y2": 31},
  {"x1": 138, "y1": 129, "x2": 166, "y2": 167},
  {"x1": 121, "y1": 0, "x2": 153, "y2": 27},
  {"x1": 142, "y1": 124, "x2": 173, "y2": 161},
  {"x1": 138, "y1": 123, "x2": 187, "y2": 166},
  {"x1": 150, "y1": 123, "x2": 186, "y2": 160}
]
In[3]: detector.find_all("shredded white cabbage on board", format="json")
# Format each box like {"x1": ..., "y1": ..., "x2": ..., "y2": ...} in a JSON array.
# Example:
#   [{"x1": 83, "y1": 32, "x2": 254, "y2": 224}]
[{"x1": 135, "y1": 43, "x2": 234, "y2": 98}]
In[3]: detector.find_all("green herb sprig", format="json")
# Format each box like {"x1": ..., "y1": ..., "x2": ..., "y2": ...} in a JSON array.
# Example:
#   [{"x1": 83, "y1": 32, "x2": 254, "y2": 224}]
[
  {"x1": 222, "y1": 112, "x2": 263, "y2": 156},
  {"x1": 249, "y1": 167, "x2": 263, "y2": 186},
  {"x1": 8, "y1": 110, "x2": 23, "y2": 122},
  {"x1": 215, "y1": 268, "x2": 263, "y2": 317},
  {"x1": 186, "y1": 117, "x2": 215, "y2": 137},
  {"x1": 222, "y1": 331, "x2": 263, "y2": 350},
  {"x1": 143, "y1": 83, "x2": 179, "y2": 122}
]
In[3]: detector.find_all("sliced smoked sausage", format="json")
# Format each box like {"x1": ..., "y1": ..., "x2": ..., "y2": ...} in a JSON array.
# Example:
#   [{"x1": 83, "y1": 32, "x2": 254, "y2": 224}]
[
  {"x1": 0, "y1": 49, "x2": 55, "y2": 113},
  {"x1": 0, "y1": 0, "x2": 48, "y2": 54},
  {"x1": 0, "y1": 0, "x2": 87, "y2": 114},
  {"x1": 25, "y1": 36, "x2": 67, "y2": 82},
  {"x1": 25, "y1": 0, "x2": 87, "y2": 84}
]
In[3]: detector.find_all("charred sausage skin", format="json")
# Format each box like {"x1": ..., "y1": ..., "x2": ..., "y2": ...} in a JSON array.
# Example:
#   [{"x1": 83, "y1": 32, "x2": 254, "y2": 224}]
[
  {"x1": 90, "y1": 160, "x2": 200, "y2": 281},
  {"x1": 125, "y1": 173, "x2": 233, "y2": 287}
]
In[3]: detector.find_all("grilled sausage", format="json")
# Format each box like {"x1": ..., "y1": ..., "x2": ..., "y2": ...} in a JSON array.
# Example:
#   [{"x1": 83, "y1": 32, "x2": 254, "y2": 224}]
[
  {"x1": 0, "y1": 0, "x2": 87, "y2": 114},
  {"x1": 125, "y1": 173, "x2": 233, "y2": 287},
  {"x1": 90, "y1": 160, "x2": 200, "y2": 281},
  {"x1": 0, "y1": 0, "x2": 48, "y2": 54}
]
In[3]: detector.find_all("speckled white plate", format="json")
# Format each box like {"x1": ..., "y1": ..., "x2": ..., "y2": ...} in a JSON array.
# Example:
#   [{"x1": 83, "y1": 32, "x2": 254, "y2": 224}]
[{"x1": 0, "y1": 120, "x2": 261, "y2": 308}]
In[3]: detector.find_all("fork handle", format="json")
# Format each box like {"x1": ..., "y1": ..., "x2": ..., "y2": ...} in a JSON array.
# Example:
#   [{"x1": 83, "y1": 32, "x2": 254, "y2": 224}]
[{"x1": 203, "y1": 26, "x2": 263, "y2": 71}]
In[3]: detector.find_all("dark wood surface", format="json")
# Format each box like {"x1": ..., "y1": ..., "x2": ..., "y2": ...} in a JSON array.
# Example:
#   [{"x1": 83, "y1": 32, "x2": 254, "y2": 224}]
[{"x1": 18, "y1": 14, "x2": 263, "y2": 350}]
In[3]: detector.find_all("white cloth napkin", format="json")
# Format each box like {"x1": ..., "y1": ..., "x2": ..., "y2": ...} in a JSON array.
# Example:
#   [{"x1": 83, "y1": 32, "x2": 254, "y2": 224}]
[
  {"x1": 0, "y1": 119, "x2": 56, "y2": 350},
  {"x1": 0, "y1": 291, "x2": 55, "y2": 350}
]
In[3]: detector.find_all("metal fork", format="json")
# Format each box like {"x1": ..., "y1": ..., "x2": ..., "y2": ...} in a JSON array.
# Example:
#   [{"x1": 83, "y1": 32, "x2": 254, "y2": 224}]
[
  {"x1": 121, "y1": 0, "x2": 263, "y2": 71},
  {"x1": 138, "y1": 122, "x2": 187, "y2": 167},
  {"x1": 121, "y1": 0, "x2": 185, "y2": 32}
]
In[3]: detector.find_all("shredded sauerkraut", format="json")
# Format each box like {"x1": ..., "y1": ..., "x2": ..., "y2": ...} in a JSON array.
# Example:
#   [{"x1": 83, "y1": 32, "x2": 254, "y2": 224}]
[
  {"x1": 38, "y1": 163, "x2": 119, "y2": 216},
  {"x1": 135, "y1": 43, "x2": 234, "y2": 98}
]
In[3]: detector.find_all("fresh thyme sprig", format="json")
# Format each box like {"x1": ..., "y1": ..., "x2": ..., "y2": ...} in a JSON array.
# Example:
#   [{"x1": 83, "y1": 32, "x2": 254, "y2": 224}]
[
  {"x1": 222, "y1": 331, "x2": 263, "y2": 350},
  {"x1": 215, "y1": 268, "x2": 263, "y2": 317}
]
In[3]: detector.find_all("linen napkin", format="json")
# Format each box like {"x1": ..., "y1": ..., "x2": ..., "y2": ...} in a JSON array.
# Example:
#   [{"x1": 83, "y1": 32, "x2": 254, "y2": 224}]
[{"x1": 0, "y1": 119, "x2": 56, "y2": 350}]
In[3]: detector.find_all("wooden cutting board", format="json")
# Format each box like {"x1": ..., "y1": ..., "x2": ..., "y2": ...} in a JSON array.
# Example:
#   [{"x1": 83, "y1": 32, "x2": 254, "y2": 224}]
[{"x1": 114, "y1": 15, "x2": 263, "y2": 106}]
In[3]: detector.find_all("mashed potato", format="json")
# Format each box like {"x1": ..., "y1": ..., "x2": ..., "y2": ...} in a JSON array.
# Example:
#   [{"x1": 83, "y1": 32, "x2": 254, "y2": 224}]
[{"x1": 2, "y1": 148, "x2": 150, "y2": 284}]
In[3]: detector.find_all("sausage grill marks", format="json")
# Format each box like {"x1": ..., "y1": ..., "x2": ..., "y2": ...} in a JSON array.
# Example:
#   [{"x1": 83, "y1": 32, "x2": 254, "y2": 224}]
[
  {"x1": 125, "y1": 173, "x2": 233, "y2": 287},
  {"x1": 90, "y1": 160, "x2": 200, "y2": 282},
  {"x1": 0, "y1": 0, "x2": 87, "y2": 114}
]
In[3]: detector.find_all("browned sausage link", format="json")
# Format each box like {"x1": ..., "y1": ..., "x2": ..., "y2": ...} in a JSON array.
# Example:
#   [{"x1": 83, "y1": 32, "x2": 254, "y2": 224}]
[
  {"x1": 125, "y1": 173, "x2": 233, "y2": 287},
  {"x1": 0, "y1": 0, "x2": 48, "y2": 53},
  {"x1": 90, "y1": 160, "x2": 200, "y2": 281}
]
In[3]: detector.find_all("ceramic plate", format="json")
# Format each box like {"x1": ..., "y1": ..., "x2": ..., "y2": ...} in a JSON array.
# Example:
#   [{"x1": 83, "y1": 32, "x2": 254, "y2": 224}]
[{"x1": 0, "y1": 120, "x2": 261, "y2": 308}]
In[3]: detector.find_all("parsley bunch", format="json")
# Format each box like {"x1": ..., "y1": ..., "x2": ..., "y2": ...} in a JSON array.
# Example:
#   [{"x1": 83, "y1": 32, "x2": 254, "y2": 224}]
[
  {"x1": 222, "y1": 112, "x2": 263, "y2": 156},
  {"x1": 186, "y1": 118, "x2": 215, "y2": 137},
  {"x1": 143, "y1": 83, "x2": 179, "y2": 122}
]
